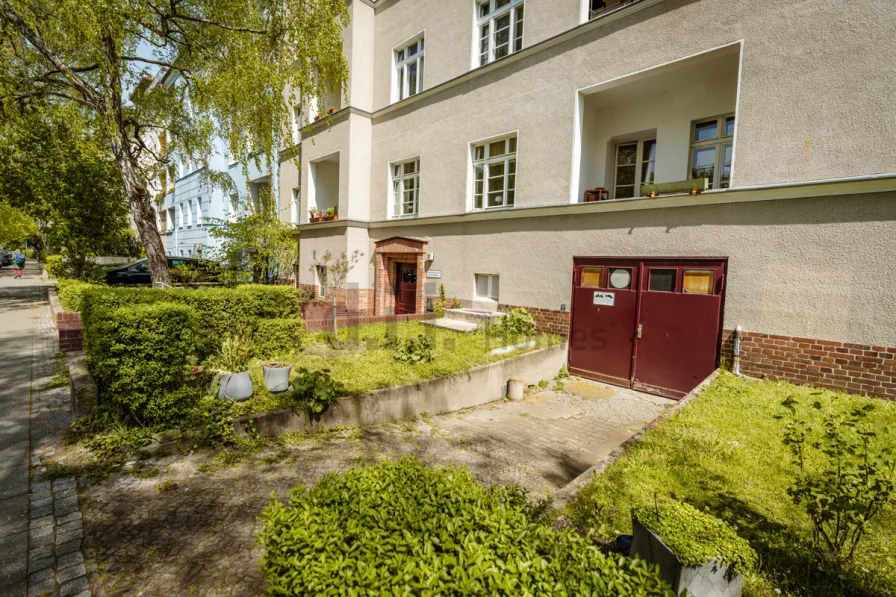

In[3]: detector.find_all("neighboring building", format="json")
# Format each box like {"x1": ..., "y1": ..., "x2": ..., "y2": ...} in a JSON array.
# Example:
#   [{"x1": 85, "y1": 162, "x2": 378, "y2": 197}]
[{"x1": 283, "y1": 0, "x2": 896, "y2": 400}]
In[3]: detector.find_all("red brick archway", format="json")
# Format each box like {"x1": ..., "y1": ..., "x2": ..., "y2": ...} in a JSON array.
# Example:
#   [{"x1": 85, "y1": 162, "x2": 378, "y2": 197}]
[{"x1": 374, "y1": 237, "x2": 428, "y2": 316}]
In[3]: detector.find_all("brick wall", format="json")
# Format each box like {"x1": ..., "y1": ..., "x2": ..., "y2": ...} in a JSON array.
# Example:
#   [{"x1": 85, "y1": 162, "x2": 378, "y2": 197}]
[
  {"x1": 57, "y1": 312, "x2": 83, "y2": 352},
  {"x1": 302, "y1": 311, "x2": 435, "y2": 332},
  {"x1": 722, "y1": 329, "x2": 896, "y2": 400},
  {"x1": 497, "y1": 303, "x2": 571, "y2": 337}
]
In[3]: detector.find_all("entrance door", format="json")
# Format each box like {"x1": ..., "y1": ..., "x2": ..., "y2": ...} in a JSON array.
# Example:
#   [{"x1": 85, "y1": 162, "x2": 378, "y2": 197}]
[
  {"x1": 395, "y1": 263, "x2": 417, "y2": 315},
  {"x1": 568, "y1": 258, "x2": 726, "y2": 399}
]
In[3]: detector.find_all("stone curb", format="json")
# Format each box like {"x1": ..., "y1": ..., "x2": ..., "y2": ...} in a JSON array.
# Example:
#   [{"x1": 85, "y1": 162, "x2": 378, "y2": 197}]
[
  {"x1": 550, "y1": 369, "x2": 722, "y2": 509},
  {"x1": 66, "y1": 352, "x2": 97, "y2": 420}
]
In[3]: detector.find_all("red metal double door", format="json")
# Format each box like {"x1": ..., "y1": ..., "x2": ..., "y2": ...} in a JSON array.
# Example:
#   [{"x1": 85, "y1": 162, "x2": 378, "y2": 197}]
[{"x1": 568, "y1": 258, "x2": 726, "y2": 400}]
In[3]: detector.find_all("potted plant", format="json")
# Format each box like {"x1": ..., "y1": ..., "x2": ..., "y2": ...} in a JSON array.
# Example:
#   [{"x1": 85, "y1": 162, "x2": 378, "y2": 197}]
[
  {"x1": 314, "y1": 113, "x2": 324, "y2": 122},
  {"x1": 323, "y1": 206, "x2": 338, "y2": 221},
  {"x1": 209, "y1": 334, "x2": 254, "y2": 401},
  {"x1": 327, "y1": 106, "x2": 338, "y2": 115},
  {"x1": 630, "y1": 500, "x2": 757, "y2": 596},
  {"x1": 309, "y1": 209, "x2": 322, "y2": 223},
  {"x1": 262, "y1": 361, "x2": 292, "y2": 393}
]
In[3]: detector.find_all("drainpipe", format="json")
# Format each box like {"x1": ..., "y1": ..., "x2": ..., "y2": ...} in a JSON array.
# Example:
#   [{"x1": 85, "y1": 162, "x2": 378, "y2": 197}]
[{"x1": 732, "y1": 325, "x2": 742, "y2": 375}]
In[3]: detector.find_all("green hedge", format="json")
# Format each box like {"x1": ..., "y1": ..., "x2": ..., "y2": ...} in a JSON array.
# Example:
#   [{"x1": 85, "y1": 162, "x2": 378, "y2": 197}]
[
  {"x1": 260, "y1": 457, "x2": 673, "y2": 596},
  {"x1": 81, "y1": 284, "x2": 304, "y2": 357},
  {"x1": 57, "y1": 279, "x2": 101, "y2": 312},
  {"x1": 254, "y1": 318, "x2": 304, "y2": 359},
  {"x1": 89, "y1": 303, "x2": 200, "y2": 424}
]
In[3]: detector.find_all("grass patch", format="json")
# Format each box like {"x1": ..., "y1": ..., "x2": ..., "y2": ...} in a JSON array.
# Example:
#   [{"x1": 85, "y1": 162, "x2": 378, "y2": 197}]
[
  {"x1": 39, "y1": 374, "x2": 70, "y2": 391},
  {"x1": 233, "y1": 321, "x2": 561, "y2": 415},
  {"x1": 564, "y1": 373, "x2": 896, "y2": 597}
]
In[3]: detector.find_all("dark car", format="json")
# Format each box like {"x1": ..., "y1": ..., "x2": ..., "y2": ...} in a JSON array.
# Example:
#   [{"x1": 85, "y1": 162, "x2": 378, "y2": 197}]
[
  {"x1": 0, "y1": 250, "x2": 13, "y2": 267},
  {"x1": 104, "y1": 257, "x2": 222, "y2": 286}
]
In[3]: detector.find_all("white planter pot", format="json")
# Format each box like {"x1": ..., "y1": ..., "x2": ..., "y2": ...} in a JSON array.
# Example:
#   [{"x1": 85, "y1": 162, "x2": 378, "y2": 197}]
[
  {"x1": 263, "y1": 363, "x2": 292, "y2": 393},
  {"x1": 218, "y1": 371, "x2": 254, "y2": 402},
  {"x1": 631, "y1": 518, "x2": 743, "y2": 596}
]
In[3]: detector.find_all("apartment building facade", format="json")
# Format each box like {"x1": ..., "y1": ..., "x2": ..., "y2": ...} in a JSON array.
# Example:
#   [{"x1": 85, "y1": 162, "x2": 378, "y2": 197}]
[{"x1": 286, "y1": 0, "x2": 896, "y2": 399}]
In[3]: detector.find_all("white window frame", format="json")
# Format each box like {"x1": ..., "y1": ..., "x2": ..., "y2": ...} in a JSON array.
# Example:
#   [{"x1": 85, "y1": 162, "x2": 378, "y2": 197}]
[
  {"x1": 291, "y1": 105, "x2": 302, "y2": 144},
  {"x1": 393, "y1": 34, "x2": 425, "y2": 103},
  {"x1": 389, "y1": 157, "x2": 421, "y2": 218},
  {"x1": 612, "y1": 138, "x2": 656, "y2": 200},
  {"x1": 195, "y1": 197, "x2": 202, "y2": 226},
  {"x1": 186, "y1": 200, "x2": 193, "y2": 227},
  {"x1": 688, "y1": 113, "x2": 735, "y2": 190},
  {"x1": 474, "y1": 274, "x2": 500, "y2": 301},
  {"x1": 476, "y1": 0, "x2": 525, "y2": 67},
  {"x1": 178, "y1": 204, "x2": 184, "y2": 228},
  {"x1": 291, "y1": 187, "x2": 300, "y2": 224},
  {"x1": 316, "y1": 265, "x2": 328, "y2": 298},
  {"x1": 471, "y1": 134, "x2": 517, "y2": 211},
  {"x1": 167, "y1": 207, "x2": 175, "y2": 233}
]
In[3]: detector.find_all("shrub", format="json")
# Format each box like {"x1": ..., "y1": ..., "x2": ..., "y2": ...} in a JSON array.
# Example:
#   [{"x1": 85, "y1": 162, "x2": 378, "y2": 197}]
[
  {"x1": 260, "y1": 457, "x2": 673, "y2": 596},
  {"x1": 253, "y1": 318, "x2": 304, "y2": 359},
  {"x1": 45, "y1": 254, "x2": 65, "y2": 279},
  {"x1": 57, "y1": 279, "x2": 101, "y2": 312},
  {"x1": 290, "y1": 368, "x2": 346, "y2": 415},
  {"x1": 496, "y1": 307, "x2": 537, "y2": 336},
  {"x1": 88, "y1": 302, "x2": 200, "y2": 424},
  {"x1": 392, "y1": 333, "x2": 434, "y2": 364},
  {"x1": 633, "y1": 500, "x2": 757, "y2": 575},
  {"x1": 207, "y1": 332, "x2": 254, "y2": 373},
  {"x1": 81, "y1": 284, "x2": 304, "y2": 358}
]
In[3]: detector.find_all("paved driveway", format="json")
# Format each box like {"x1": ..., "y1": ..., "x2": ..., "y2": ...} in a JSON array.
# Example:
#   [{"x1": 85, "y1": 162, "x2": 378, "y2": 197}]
[{"x1": 79, "y1": 379, "x2": 671, "y2": 596}]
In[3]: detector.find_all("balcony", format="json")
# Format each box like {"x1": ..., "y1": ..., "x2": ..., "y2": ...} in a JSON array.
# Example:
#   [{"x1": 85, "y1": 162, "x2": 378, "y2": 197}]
[{"x1": 574, "y1": 44, "x2": 740, "y2": 203}]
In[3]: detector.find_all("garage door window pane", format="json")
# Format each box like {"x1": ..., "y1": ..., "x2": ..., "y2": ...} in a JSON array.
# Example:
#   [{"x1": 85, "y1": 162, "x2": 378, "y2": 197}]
[
  {"x1": 581, "y1": 267, "x2": 602, "y2": 288},
  {"x1": 609, "y1": 268, "x2": 632, "y2": 290},
  {"x1": 649, "y1": 269, "x2": 676, "y2": 292},
  {"x1": 683, "y1": 270, "x2": 713, "y2": 294}
]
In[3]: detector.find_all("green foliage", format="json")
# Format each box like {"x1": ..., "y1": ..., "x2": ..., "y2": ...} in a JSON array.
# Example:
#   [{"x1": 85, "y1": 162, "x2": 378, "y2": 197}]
[
  {"x1": 432, "y1": 284, "x2": 462, "y2": 318},
  {"x1": 171, "y1": 262, "x2": 223, "y2": 286},
  {"x1": 392, "y1": 333, "x2": 434, "y2": 364},
  {"x1": 259, "y1": 457, "x2": 673, "y2": 596},
  {"x1": 88, "y1": 302, "x2": 200, "y2": 424},
  {"x1": 634, "y1": 500, "x2": 757, "y2": 574},
  {"x1": 780, "y1": 396, "x2": 896, "y2": 565},
  {"x1": 565, "y1": 373, "x2": 896, "y2": 597},
  {"x1": 290, "y1": 368, "x2": 346, "y2": 415},
  {"x1": 45, "y1": 254, "x2": 64, "y2": 279},
  {"x1": 381, "y1": 331, "x2": 402, "y2": 350},
  {"x1": 80, "y1": 284, "x2": 303, "y2": 357},
  {"x1": 253, "y1": 318, "x2": 304, "y2": 359},
  {"x1": 558, "y1": 364, "x2": 570, "y2": 379},
  {"x1": 207, "y1": 333, "x2": 254, "y2": 373},
  {"x1": 0, "y1": 200, "x2": 37, "y2": 248},
  {"x1": 496, "y1": 307, "x2": 537, "y2": 336},
  {"x1": 57, "y1": 279, "x2": 101, "y2": 312}
]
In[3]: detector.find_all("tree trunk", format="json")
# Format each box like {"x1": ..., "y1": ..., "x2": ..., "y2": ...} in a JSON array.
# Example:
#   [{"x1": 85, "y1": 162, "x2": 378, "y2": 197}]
[{"x1": 119, "y1": 154, "x2": 171, "y2": 286}]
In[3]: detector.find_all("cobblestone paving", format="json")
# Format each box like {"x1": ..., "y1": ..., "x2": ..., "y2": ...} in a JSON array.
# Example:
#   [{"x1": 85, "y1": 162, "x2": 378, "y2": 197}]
[
  {"x1": 79, "y1": 382, "x2": 672, "y2": 596},
  {"x1": 28, "y1": 286, "x2": 91, "y2": 597}
]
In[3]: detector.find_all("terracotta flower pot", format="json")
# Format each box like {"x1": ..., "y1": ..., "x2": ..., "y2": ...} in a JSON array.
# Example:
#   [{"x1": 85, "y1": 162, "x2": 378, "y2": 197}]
[
  {"x1": 328, "y1": 107, "x2": 338, "y2": 115},
  {"x1": 310, "y1": 217, "x2": 322, "y2": 223}
]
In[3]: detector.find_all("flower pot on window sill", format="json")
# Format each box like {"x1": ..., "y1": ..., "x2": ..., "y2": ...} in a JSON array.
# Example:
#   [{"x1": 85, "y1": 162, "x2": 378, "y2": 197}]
[
  {"x1": 328, "y1": 107, "x2": 338, "y2": 115},
  {"x1": 310, "y1": 217, "x2": 322, "y2": 223},
  {"x1": 323, "y1": 214, "x2": 338, "y2": 221},
  {"x1": 314, "y1": 114, "x2": 324, "y2": 122}
]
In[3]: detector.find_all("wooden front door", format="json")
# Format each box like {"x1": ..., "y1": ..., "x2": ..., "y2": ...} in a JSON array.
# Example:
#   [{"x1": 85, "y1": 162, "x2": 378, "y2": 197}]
[
  {"x1": 395, "y1": 262, "x2": 417, "y2": 314},
  {"x1": 569, "y1": 258, "x2": 727, "y2": 399}
]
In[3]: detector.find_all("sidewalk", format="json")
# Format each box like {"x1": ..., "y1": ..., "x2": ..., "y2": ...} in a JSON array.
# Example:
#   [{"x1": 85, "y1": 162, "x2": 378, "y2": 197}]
[{"x1": 0, "y1": 263, "x2": 43, "y2": 596}]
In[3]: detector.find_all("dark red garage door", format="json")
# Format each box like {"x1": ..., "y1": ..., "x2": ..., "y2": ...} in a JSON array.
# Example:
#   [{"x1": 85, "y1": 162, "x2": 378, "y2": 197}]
[{"x1": 568, "y1": 258, "x2": 726, "y2": 399}]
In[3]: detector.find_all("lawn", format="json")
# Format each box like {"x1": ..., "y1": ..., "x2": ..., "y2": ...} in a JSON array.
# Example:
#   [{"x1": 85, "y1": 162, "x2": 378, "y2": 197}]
[
  {"x1": 237, "y1": 321, "x2": 564, "y2": 414},
  {"x1": 564, "y1": 373, "x2": 896, "y2": 597}
]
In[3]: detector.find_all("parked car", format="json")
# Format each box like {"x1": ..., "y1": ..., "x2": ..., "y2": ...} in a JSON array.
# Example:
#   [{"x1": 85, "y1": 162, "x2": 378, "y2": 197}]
[
  {"x1": 0, "y1": 250, "x2": 13, "y2": 267},
  {"x1": 104, "y1": 257, "x2": 222, "y2": 286}
]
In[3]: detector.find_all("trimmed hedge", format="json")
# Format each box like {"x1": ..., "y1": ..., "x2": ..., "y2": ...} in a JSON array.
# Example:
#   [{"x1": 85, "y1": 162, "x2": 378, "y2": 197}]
[
  {"x1": 57, "y1": 279, "x2": 100, "y2": 312},
  {"x1": 260, "y1": 457, "x2": 674, "y2": 596},
  {"x1": 89, "y1": 303, "x2": 200, "y2": 423},
  {"x1": 81, "y1": 285, "x2": 304, "y2": 358},
  {"x1": 254, "y1": 318, "x2": 304, "y2": 359}
]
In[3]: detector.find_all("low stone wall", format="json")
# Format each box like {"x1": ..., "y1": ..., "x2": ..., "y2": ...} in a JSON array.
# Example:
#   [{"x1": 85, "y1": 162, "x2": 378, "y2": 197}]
[
  {"x1": 234, "y1": 341, "x2": 568, "y2": 437},
  {"x1": 66, "y1": 351, "x2": 98, "y2": 419},
  {"x1": 721, "y1": 329, "x2": 895, "y2": 400}
]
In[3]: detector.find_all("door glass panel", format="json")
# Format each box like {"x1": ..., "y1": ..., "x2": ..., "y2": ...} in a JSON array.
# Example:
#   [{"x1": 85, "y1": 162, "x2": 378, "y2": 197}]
[
  {"x1": 649, "y1": 269, "x2": 676, "y2": 292},
  {"x1": 581, "y1": 267, "x2": 603, "y2": 288},
  {"x1": 683, "y1": 270, "x2": 713, "y2": 294},
  {"x1": 609, "y1": 268, "x2": 632, "y2": 290},
  {"x1": 402, "y1": 268, "x2": 417, "y2": 284}
]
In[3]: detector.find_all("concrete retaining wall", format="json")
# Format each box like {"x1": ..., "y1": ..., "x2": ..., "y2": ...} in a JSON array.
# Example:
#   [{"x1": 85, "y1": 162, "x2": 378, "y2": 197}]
[{"x1": 235, "y1": 341, "x2": 568, "y2": 437}]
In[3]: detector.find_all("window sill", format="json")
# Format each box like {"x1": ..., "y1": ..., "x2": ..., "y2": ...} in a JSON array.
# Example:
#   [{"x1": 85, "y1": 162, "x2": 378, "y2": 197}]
[
  {"x1": 391, "y1": 213, "x2": 419, "y2": 220},
  {"x1": 471, "y1": 206, "x2": 515, "y2": 213}
]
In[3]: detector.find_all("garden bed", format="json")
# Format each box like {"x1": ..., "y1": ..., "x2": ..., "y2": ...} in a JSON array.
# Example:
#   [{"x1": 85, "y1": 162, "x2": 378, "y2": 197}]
[{"x1": 563, "y1": 373, "x2": 896, "y2": 597}]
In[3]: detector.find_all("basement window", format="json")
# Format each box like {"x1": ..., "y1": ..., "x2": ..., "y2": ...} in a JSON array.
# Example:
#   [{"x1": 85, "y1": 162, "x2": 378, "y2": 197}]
[{"x1": 475, "y1": 274, "x2": 500, "y2": 301}]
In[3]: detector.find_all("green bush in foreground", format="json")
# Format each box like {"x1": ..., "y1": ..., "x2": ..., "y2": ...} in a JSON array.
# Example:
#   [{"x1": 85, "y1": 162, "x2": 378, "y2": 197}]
[
  {"x1": 260, "y1": 457, "x2": 673, "y2": 596},
  {"x1": 633, "y1": 500, "x2": 757, "y2": 575},
  {"x1": 89, "y1": 303, "x2": 200, "y2": 424},
  {"x1": 57, "y1": 279, "x2": 100, "y2": 312},
  {"x1": 253, "y1": 318, "x2": 304, "y2": 359}
]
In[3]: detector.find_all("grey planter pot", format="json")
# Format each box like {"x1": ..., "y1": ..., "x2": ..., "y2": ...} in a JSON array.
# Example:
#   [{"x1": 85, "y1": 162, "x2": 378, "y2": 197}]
[
  {"x1": 263, "y1": 363, "x2": 292, "y2": 393},
  {"x1": 631, "y1": 518, "x2": 743, "y2": 597},
  {"x1": 217, "y1": 371, "x2": 254, "y2": 402}
]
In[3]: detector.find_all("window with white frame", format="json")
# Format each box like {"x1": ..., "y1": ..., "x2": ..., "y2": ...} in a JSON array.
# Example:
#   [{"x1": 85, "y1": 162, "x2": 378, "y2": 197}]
[
  {"x1": 292, "y1": 105, "x2": 302, "y2": 144},
  {"x1": 167, "y1": 208, "x2": 175, "y2": 232},
  {"x1": 391, "y1": 158, "x2": 420, "y2": 217},
  {"x1": 316, "y1": 265, "x2": 328, "y2": 298},
  {"x1": 394, "y1": 36, "x2": 424, "y2": 102},
  {"x1": 186, "y1": 200, "x2": 193, "y2": 226},
  {"x1": 477, "y1": 0, "x2": 524, "y2": 66},
  {"x1": 689, "y1": 114, "x2": 735, "y2": 189},
  {"x1": 475, "y1": 274, "x2": 500, "y2": 301},
  {"x1": 613, "y1": 138, "x2": 656, "y2": 199},
  {"x1": 291, "y1": 188, "x2": 300, "y2": 223},
  {"x1": 178, "y1": 204, "x2": 184, "y2": 228},
  {"x1": 195, "y1": 197, "x2": 202, "y2": 225},
  {"x1": 473, "y1": 135, "x2": 517, "y2": 210}
]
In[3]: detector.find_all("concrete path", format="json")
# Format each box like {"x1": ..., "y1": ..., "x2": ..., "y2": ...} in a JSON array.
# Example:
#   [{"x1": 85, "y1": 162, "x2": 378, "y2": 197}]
[{"x1": 0, "y1": 261, "x2": 43, "y2": 596}]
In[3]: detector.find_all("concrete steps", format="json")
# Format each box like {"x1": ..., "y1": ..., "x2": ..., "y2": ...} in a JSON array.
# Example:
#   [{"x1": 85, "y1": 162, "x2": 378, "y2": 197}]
[{"x1": 421, "y1": 307, "x2": 505, "y2": 334}]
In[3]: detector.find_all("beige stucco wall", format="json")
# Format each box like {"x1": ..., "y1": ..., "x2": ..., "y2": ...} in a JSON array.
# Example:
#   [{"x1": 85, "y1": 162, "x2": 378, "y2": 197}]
[
  {"x1": 363, "y1": 0, "x2": 896, "y2": 220},
  {"x1": 278, "y1": 154, "x2": 300, "y2": 224},
  {"x1": 301, "y1": 192, "x2": 896, "y2": 347}
]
